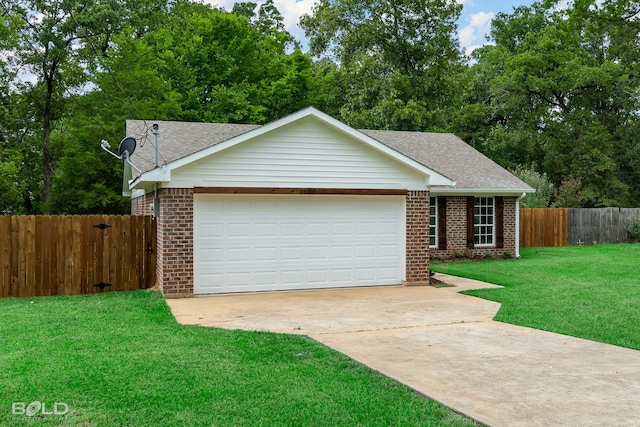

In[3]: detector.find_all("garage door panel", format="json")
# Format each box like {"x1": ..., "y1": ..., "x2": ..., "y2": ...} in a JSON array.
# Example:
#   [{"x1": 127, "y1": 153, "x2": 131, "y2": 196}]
[
  {"x1": 281, "y1": 246, "x2": 304, "y2": 261},
  {"x1": 380, "y1": 267, "x2": 400, "y2": 280},
  {"x1": 254, "y1": 222, "x2": 278, "y2": 237},
  {"x1": 194, "y1": 195, "x2": 405, "y2": 294},
  {"x1": 254, "y1": 247, "x2": 278, "y2": 262},
  {"x1": 306, "y1": 270, "x2": 329, "y2": 284},
  {"x1": 308, "y1": 223, "x2": 330, "y2": 236},
  {"x1": 307, "y1": 246, "x2": 329, "y2": 261},
  {"x1": 356, "y1": 268, "x2": 375, "y2": 281}
]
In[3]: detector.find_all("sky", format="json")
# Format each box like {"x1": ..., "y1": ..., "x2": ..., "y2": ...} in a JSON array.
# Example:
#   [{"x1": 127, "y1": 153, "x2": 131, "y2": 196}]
[{"x1": 205, "y1": 0, "x2": 536, "y2": 56}]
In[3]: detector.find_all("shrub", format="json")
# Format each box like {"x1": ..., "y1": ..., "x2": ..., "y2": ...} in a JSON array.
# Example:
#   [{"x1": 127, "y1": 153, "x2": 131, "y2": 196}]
[
  {"x1": 627, "y1": 217, "x2": 640, "y2": 242},
  {"x1": 510, "y1": 164, "x2": 554, "y2": 208},
  {"x1": 452, "y1": 250, "x2": 465, "y2": 259}
]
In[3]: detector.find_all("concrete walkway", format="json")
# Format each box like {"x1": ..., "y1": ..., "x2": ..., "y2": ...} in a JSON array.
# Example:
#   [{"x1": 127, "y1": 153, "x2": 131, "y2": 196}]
[{"x1": 167, "y1": 274, "x2": 640, "y2": 427}]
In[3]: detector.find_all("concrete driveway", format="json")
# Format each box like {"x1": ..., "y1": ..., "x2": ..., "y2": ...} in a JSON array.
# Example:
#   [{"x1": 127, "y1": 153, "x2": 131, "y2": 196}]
[{"x1": 167, "y1": 274, "x2": 640, "y2": 427}]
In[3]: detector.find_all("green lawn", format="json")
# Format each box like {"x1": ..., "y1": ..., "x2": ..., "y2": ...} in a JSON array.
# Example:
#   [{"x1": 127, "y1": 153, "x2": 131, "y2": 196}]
[
  {"x1": 432, "y1": 244, "x2": 640, "y2": 350},
  {"x1": 0, "y1": 291, "x2": 476, "y2": 426}
]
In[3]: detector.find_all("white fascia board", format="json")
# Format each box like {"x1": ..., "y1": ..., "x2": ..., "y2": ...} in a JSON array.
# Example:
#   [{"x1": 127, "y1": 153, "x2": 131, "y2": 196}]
[
  {"x1": 129, "y1": 165, "x2": 171, "y2": 190},
  {"x1": 430, "y1": 188, "x2": 536, "y2": 196},
  {"x1": 147, "y1": 107, "x2": 457, "y2": 189},
  {"x1": 130, "y1": 189, "x2": 146, "y2": 199}
]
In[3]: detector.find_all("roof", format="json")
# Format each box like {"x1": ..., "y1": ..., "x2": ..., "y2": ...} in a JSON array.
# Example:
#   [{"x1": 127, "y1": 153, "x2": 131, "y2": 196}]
[
  {"x1": 125, "y1": 108, "x2": 532, "y2": 194},
  {"x1": 359, "y1": 130, "x2": 530, "y2": 192},
  {"x1": 125, "y1": 120, "x2": 260, "y2": 174}
]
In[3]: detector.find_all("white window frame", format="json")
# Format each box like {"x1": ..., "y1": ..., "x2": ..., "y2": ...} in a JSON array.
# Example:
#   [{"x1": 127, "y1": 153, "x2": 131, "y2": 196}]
[
  {"x1": 474, "y1": 197, "x2": 495, "y2": 247},
  {"x1": 429, "y1": 196, "x2": 437, "y2": 248}
]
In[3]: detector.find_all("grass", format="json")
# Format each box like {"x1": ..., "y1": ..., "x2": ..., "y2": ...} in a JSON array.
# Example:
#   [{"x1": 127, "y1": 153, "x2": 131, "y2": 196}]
[
  {"x1": 432, "y1": 244, "x2": 640, "y2": 350},
  {"x1": 0, "y1": 290, "x2": 477, "y2": 426}
]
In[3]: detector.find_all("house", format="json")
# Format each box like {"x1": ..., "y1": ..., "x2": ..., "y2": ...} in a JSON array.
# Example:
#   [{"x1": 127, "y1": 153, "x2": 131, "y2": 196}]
[{"x1": 125, "y1": 108, "x2": 533, "y2": 297}]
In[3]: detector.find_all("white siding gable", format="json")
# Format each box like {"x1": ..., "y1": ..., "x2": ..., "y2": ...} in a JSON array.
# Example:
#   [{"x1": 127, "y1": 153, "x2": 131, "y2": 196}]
[{"x1": 169, "y1": 116, "x2": 428, "y2": 190}]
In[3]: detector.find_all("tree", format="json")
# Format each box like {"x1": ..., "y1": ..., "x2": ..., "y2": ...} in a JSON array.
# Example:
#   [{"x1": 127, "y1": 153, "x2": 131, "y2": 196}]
[
  {"x1": 457, "y1": 1, "x2": 640, "y2": 206},
  {"x1": 301, "y1": 0, "x2": 464, "y2": 131},
  {"x1": 1, "y1": 0, "x2": 166, "y2": 212},
  {"x1": 49, "y1": 33, "x2": 183, "y2": 214},
  {"x1": 142, "y1": 0, "x2": 313, "y2": 124}
]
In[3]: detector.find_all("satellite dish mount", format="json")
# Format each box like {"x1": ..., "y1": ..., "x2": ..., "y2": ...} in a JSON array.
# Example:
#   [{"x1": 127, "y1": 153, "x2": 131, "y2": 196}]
[{"x1": 101, "y1": 137, "x2": 141, "y2": 173}]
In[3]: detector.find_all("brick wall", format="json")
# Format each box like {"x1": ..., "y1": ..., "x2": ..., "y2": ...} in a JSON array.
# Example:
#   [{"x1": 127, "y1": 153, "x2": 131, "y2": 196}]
[
  {"x1": 157, "y1": 188, "x2": 194, "y2": 296},
  {"x1": 431, "y1": 196, "x2": 518, "y2": 259},
  {"x1": 405, "y1": 190, "x2": 430, "y2": 283},
  {"x1": 131, "y1": 193, "x2": 154, "y2": 216}
]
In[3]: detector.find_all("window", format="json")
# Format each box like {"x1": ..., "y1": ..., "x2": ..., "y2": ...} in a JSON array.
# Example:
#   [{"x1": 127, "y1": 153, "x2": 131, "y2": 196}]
[
  {"x1": 474, "y1": 197, "x2": 494, "y2": 246},
  {"x1": 429, "y1": 197, "x2": 437, "y2": 248}
]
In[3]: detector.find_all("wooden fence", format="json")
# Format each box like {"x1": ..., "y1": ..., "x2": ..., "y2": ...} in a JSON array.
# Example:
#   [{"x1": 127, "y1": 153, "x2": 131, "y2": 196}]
[
  {"x1": 568, "y1": 208, "x2": 640, "y2": 245},
  {"x1": 519, "y1": 208, "x2": 569, "y2": 248},
  {"x1": 0, "y1": 215, "x2": 156, "y2": 298},
  {"x1": 520, "y1": 207, "x2": 640, "y2": 247}
]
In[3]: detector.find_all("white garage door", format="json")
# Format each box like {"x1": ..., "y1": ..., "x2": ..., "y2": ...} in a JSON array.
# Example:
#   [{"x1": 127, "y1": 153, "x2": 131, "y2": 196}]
[{"x1": 193, "y1": 194, "x2": 405, "y2": 294}]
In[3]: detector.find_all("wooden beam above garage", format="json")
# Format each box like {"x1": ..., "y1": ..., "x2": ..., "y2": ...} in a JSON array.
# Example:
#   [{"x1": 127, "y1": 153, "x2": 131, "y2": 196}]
[{"x1": 193, "y1": 187, "x2": 408, "y2": 196}]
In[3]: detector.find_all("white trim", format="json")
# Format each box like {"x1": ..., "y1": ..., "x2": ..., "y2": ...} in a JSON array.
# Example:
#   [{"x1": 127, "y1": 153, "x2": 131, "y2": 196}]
[
  {"x1": 431, "y1": 188, "x2": 535, "y2": 196},
  {"x1": 515, "y1": 192, "x2": 526, "y2": 258},
  {"x1": 130, "y1": 189, "x2": 146, "y2": 199},
  {"x1": 401, "y1": 197, "x2": 407, "y2": 282},
  {"x1": 429, "y1": 196, "x2": 438, "y2": 248}
]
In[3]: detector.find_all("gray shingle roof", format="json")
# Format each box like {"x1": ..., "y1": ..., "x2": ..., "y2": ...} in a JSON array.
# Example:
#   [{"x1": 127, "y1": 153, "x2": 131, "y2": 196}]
[
  {"x1": 126, "y1": 120, "x2": 260, "y2": 173},
  {"x1": 126, "y1": 119, "x2": 531, "y2": 192},
  {"x1": 359, "y1": 130, "x2": 530, "y2": 191}
]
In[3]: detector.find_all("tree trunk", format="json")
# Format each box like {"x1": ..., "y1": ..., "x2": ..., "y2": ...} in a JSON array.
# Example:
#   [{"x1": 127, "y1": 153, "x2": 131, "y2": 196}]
[{"x1": 42, "y1": 72, "x2": 54, "y2": 212}]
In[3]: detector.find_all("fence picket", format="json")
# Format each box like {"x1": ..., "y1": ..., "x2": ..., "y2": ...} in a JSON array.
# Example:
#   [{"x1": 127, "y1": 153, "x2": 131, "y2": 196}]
[
  {"x1": 0, "y1": 216, "x2": 10, "y2": 297},
  {"x1": 520, "y1": 207, "x2": 640, "y2": 247},
  {"x1": 0, "y1": 215, "x2": 156, "y2": 298}
]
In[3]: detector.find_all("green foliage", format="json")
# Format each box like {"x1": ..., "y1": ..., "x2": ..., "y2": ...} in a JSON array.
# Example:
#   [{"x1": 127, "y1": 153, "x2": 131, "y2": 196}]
[
  {"x1": 1, "y1": 0, "x2": 313, "y2": 214},
  {"x1": 510, "y1": 164, "x2": 554, "y2": 208},
  {"x1": 3, "y1": 0, "x2": 640, "y2": 213},
  {"x1": 457, "y1": 1, "x2": 640, "y2": 206},
  {"x1": 301, "y1": 0, "x2": 464, "y2": 131},
  {"x1": 2, "y1": 0, "x2": 167, "y2": 213},
  {"x1": 551, "y1": 177, "x2": 583, "y2": 208},
  {"x1": 0, "y1": 158, "x2": 22, "y2": 214},
  {"x1": 142, "y1": 1, "x2": 313, "y2": 124},
  {"x1": 626, "y1": 217, "x2": 640, "y2": 242}
]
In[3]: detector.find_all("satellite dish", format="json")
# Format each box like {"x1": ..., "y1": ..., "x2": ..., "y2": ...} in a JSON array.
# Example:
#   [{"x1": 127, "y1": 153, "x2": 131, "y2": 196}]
[{"x1": 117, "y1": 137, "x2": 137, "y2": 158}]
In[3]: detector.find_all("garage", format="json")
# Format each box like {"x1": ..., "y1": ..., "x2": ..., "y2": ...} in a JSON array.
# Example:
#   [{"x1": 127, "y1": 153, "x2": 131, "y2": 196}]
[
  {"x1": 128, "y1": 108, "x2": 456, "y2": 296},
  {"x1": 193, "y1": 194, "x2": 405, "y2": 294}
]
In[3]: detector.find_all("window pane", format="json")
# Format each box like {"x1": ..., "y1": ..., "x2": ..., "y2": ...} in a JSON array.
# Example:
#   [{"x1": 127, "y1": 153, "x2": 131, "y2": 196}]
[{"x1": 473, "y1": 197, "x2": 494, "y2": 247}]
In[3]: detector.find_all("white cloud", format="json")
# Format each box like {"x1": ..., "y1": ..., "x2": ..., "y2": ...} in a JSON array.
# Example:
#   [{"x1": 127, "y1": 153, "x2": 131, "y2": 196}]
[{"x1": 458, "y1": 10, "x2": 494, "y2": 55}]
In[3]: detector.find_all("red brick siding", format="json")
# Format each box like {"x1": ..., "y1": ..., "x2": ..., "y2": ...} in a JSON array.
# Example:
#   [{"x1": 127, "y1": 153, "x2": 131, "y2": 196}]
[
  {"x1": 131, "y1": 193, "x2": 154, "y2": 216},
  {"x1": 406, "y1": 191, "x2": 430, "y2": 283},
  {"x1": 156, "y1": 188, "x2": 194, "y2": 296},
  {"x1": 431, "y1": 196, "x2": 518, "y2": 259}
]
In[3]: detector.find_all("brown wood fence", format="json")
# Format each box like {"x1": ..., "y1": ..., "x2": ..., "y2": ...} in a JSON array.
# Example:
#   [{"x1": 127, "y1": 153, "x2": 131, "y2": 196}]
[
  {"x1": 519, "y1": 208, "x2": 569, "y2": 248},
  {"x1": 0, "y1": 215, "x2": 156, "y2": 298}
]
